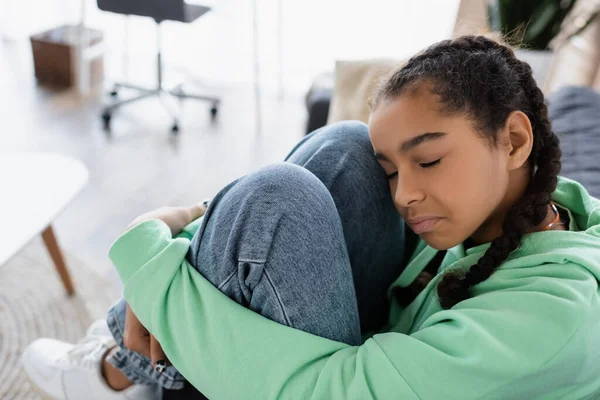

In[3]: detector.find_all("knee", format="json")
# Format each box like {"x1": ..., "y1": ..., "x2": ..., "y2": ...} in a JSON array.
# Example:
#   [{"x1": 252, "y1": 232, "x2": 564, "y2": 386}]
[
  {"x1": 327, "y1": 120, "x2": 369, "y2": 137},
  {"x1": 306, "y1": 120, "x2": 373, "y2": 159},
  {"x1": 239, "y1": 163, "x2": 333, "y2": 210},
  {"x1": 322, "y1": 120, "x2": 370, "y2": 146},
  {"x1": 194, "y1": 163, "x2": 340, "y2": 267}
]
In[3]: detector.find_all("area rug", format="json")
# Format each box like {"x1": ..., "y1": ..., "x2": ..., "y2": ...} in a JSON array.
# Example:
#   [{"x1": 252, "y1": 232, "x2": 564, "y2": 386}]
[{"x1": 0, "y1": 237, "x2": 119, "y2": 399}]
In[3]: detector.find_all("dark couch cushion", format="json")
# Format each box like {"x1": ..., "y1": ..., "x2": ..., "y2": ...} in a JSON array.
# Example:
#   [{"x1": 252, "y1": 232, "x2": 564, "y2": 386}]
[{"x1": 547, "y1": 86, "x2": 600, "y2": 199}]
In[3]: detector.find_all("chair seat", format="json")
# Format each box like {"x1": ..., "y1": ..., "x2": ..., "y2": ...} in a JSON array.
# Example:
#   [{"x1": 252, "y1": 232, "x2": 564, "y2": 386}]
[
  {"x1": 97, "y1": 0, "x2": 211, "y2": 24},
  {"x1": 182, "y1": 3, "x2": 211, "y2": 23}
]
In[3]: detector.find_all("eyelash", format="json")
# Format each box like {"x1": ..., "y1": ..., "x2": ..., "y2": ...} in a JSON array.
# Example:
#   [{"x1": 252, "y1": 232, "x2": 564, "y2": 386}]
[{"x1": 385, "y1": 159, "x2": 441, "y2": 180}]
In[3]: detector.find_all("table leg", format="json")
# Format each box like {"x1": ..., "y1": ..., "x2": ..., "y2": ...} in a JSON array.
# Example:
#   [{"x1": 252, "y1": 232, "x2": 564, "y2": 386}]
[{"x1": 41, "y1": 225, "x2": 75, "y2": 297}]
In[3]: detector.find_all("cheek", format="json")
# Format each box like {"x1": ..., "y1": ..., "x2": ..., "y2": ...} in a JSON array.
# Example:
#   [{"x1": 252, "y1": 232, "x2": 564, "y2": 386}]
[
  {"x1": 431, "y1": 161, "x2": 471, "y2": 215},
  {"x1": 425, "y1": 151, "x2": 505, "y2": 219},
  {"x1": 458, "y1": 152, "x2": 508, "y2": 213}
]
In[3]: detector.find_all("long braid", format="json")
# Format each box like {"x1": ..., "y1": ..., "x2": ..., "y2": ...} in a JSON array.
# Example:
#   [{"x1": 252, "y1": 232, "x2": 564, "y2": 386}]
[
  {"x1": 439, "y1": 38, "x2": 562, "y2": 308},
  {"x1": 374, "y1": 36, "x2": 562, "y2": 309}
]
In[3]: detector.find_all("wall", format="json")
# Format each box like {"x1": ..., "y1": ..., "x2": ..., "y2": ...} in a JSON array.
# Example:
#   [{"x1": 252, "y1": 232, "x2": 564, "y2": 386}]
[{"x1": 1, "y1": 0, "x2": 460, "y2": 94}]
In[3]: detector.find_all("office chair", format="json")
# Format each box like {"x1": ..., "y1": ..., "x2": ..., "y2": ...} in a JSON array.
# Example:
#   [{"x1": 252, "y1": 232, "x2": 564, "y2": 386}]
[{"x1": 97, "y1": 0, "x2": 221, "y2": 134}]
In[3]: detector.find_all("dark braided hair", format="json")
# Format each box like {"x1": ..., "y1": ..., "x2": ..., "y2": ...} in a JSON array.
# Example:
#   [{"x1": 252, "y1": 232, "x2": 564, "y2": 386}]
[{"x1": 372, "y1": 35, "x2": 562, "y2": 309}]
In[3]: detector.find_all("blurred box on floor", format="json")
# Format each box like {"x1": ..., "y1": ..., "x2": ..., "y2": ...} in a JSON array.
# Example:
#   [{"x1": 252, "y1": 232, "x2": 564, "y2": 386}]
[{"x1": 30, "y1": 25, "x2": 104, "y2": 88}]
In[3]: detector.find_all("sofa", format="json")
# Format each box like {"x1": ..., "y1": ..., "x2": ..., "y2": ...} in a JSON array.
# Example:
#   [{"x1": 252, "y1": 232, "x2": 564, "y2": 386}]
[
  {"x1": 166, "y1": 84, "x2": 600, "y2": 400},
  {"x1": 165, "y1": 2, "x2": 600, "y2": 397}
]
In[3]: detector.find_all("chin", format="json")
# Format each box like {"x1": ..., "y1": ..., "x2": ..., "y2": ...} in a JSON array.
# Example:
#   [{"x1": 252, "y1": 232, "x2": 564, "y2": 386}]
[{"x1": 418, "y1": 232, "x2": 462, "y2": 251}]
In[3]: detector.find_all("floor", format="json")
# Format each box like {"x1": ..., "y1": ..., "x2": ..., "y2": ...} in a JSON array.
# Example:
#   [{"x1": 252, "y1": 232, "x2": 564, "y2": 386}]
[{"x1": 0, "y1": 38, "x2": 306, "y2": 290}]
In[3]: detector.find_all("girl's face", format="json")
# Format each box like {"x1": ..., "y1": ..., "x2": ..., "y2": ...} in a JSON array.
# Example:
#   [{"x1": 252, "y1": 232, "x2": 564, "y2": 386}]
[{"x1": 369, "y1": 88, "x2": 517, "y2": 250}]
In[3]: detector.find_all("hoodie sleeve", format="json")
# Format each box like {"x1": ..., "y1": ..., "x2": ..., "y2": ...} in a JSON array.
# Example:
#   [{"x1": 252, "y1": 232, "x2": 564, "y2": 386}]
[{"x1": 110, "y1": 220, "x2": 589, "y2": 400}]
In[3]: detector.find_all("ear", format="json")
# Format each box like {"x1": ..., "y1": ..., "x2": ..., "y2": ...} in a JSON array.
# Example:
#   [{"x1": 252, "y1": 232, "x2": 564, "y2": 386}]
[{"x1": 503, "y1": 111, "x2": 533, "y2": 171}]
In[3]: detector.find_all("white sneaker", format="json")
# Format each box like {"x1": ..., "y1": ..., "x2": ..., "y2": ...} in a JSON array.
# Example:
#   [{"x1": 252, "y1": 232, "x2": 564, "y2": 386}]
[
  {"x1": 22, "y1": 322, "x2": 159, "y2": 400},
  {"x1": 86, "y1": 319, "x2": 113, "y2": 339}
]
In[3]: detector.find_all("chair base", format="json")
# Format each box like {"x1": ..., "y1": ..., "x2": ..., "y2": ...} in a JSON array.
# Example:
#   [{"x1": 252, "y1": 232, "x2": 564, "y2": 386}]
[
  {"x1": 101, "y1": 21, "x2": 220, "y2": 134},
  {"x1": 102, "y1": 82, "x2": 220, "y2": 134}
]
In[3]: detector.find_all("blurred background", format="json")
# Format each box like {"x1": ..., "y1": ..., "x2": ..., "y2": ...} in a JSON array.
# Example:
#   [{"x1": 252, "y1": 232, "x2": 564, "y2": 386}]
[
  {"x1": 2, "y1": 0, "x2": 599, "y2": 397},
  {"x1": 0, "y1": 0, "x2": 462, "y2": 282}
]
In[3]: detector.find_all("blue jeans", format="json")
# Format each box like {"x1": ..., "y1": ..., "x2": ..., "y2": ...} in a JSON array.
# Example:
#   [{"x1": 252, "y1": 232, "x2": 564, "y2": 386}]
[{"x1": 106, "y1": 121, "x2": 408, "y2": 390}]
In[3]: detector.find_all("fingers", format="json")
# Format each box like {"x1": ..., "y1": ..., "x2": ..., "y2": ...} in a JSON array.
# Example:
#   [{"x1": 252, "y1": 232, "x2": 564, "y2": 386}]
[
  {"x1": 150, "y1": 335, "x2": 170, "y2": 373},
  {"x1": 188, "y1": 202, "x2": 207, "y2": 220},
  {"x1": 127, "y1": 203, "x2": 207, "y2": 234}
]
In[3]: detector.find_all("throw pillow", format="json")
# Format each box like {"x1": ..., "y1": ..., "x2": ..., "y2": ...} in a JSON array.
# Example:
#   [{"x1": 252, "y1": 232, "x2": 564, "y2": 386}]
[{"x1": 327, "y1": 59, "x2": 403, "y2": 124}]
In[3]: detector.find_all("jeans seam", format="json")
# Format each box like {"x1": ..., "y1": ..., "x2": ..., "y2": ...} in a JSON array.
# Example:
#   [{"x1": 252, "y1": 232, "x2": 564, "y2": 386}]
[
  {"x1": 217, "y1": 270, "x2": 237, "y2": 291},
  {"x1": 238, "y1": 258, "x2": 267, "y2": 264},
  {"x1": 263, "y1": 269, "x2": 292, "y2": 326}
]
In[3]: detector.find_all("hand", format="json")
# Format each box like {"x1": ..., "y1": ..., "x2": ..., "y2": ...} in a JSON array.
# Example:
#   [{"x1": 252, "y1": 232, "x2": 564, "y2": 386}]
[
  {"x1": 123, "y1": 202, "x2": 207, "y2": 371},
  {"x1": 123, "y1": 303, "x2": 170, "y2": 372},
  {"x1": 127, "y1": 202, "x2": 207, "y2": 236}
]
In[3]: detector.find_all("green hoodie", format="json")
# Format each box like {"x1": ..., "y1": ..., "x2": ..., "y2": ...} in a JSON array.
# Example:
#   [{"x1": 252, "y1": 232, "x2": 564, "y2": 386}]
[{"x1": 110, "y1": 177, "x2": 600, "y2": 399}]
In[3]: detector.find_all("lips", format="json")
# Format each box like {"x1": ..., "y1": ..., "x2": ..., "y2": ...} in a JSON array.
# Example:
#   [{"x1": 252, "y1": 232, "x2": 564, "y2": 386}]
[{"x1": 406, "y1": 217, "x2": 442, "y2": 234}]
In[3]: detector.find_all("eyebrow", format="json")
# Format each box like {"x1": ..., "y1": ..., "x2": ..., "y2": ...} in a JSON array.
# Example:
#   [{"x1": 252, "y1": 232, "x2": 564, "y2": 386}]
[{"x1": 374, "y1": 131, "x2": 448, "y2": 161}]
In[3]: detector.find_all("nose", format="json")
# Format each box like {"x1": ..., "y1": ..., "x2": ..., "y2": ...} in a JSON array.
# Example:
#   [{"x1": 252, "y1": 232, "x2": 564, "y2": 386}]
[{"x1": 393, "y1": 172, "x2": 426, "y2": 208}]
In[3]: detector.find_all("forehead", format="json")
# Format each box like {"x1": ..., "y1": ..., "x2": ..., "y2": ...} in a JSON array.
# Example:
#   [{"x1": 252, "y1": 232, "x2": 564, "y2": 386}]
[{"x1": 368, "y1": 89, "x2": 474, "y2": 143}]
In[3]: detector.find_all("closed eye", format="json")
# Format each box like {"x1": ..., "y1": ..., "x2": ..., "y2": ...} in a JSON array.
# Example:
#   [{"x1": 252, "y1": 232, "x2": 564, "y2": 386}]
[
  {"x1": 420, "y1": 159, "x2": 441, "y2": 168},
  {"x1": 385, "y1": 158, "x2": 440, "y2": 180}
]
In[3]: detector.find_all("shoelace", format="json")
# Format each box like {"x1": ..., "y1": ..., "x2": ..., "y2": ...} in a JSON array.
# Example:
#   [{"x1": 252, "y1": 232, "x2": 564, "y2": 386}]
[{"x1": 58, "y1": 336, "x2": 113, "y2": 370}]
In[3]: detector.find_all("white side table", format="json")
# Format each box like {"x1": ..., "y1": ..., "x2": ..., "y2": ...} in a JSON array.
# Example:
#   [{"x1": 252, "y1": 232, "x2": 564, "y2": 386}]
[{"x1": 0, "y1": 153, "x2": 89, "y2": 296}]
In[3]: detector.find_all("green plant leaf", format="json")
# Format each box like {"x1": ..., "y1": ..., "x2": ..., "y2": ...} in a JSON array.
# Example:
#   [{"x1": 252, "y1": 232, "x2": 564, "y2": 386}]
[{"x1": 524, "y1": 0, "x2": 560, "y2": 43}]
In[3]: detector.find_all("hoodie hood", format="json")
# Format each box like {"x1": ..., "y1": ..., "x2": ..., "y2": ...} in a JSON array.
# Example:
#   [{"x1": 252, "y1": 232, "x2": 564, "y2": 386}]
[{"x1": 553, "y1": 176, "x2": 600, "y2": 233}]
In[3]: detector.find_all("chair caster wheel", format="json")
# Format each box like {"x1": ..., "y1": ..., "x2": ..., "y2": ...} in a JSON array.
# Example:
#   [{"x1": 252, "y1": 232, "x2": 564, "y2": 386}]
[
  {"x1": 102, "y1": 112, "x2": 112, "y2": 130},
  {"x1": 171, "y1": 123, "x2": 180, "y2": 134},
  {"x1": 110, "y1": 90, "x2": 118, "y2": 97},
  {"x1": 210, "y1": 104, "x2": 218, "y2": 118}
]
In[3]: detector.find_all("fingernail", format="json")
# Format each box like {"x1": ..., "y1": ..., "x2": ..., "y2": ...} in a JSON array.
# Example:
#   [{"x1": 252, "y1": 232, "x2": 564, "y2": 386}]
[{"x1": 155, "y1": 360, "x2": 166, "y2": 373}]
